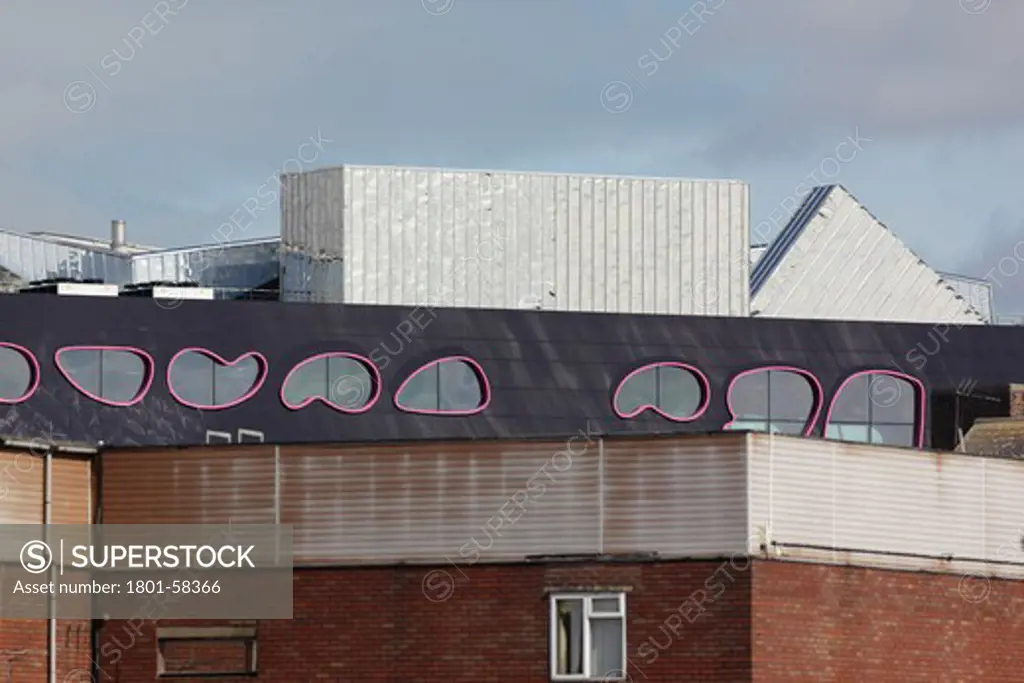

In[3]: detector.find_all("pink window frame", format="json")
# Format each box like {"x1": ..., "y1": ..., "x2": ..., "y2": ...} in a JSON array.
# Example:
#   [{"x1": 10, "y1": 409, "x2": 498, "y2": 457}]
[
  {"x1": 823, "y1": 369, "x2": 927, "y2": 448},
  {"x1": 280, "y1": 352, "x2": 382, "y2": 413},
  {"x1": 167, "y1": 348, "x2": 268, "y2": 411},
  {"x1": 393, "y1": 355, "x2": 491, "y2": 416},
  {"x1": 723, "y1": 365, "x2": 825, "y2": 436},
  {"x1": 54, "y1": 345, "x2": 155, "y2": 407},
  {"x1": 612, "y1": 361, "x2": 711, "y2": 423},
  {"x1": 0, "y1": 342, "x2": 41, "y2": 405}
]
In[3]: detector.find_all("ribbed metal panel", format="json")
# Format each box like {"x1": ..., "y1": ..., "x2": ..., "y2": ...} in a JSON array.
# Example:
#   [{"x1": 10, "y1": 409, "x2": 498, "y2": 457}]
[
  {"x1": 0, "y1": 450, "x2": 42, "y2": 523},
  {"x1": 101, "y1": 447, "x2": 275, "y2": 524},
  {"x1": 130, "y1": 238, "x2": 279, "y2": 294},
  {"x1": 280, "y1": 440, "x2": 601, "y2": 564},
  {"x1": 52, "y1": 455, "x2": 91, "y2": 524},
  {"x1": 748, "y1": 434, "x2": 1024, "y2": 578},
  {"x1": 281, "y1": 165, "x2": 750, "y2": 315},
  {"x1": 603, "y1": 434, "x2": 748, "y2": 556},
  {"x1": 279, "y1": 250, "x2": 344, "y2": 303},
  {"x1": 751, "y1": 186, "x2": 985, "y2": 325},
  {"x1": 0, "y1": 229, "x2": 130, "y2": 287},
  {"x1": 939, "y1": 272, "x2": 994, "y2": 323}
]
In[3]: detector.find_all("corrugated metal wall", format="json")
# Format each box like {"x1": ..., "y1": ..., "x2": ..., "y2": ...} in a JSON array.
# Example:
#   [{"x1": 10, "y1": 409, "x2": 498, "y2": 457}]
[
  {"x1": 280, "y1": 165, "x2": 750, "y2": 316},
  {"x1": 0, "y1": 230, "x2": 130, "y2": 287},
  {"x1": 747, "y1": 434, "x2": 1024, "y2": 580},
  {"x1": 130, "y1": 239, "x2": 280, "y2": 295},
  {"x1": 940, "y1": 272, "x2": 994, "y2": 323},
  {"x1": 751, "y1": 186, "x2": 985, "y2": 324},
  {"x1": 0, "y1": 450, "x2": 43, "y2": 523},
  {"x1": 100, "y1": 435, "x2": 751, "y2": 565}
]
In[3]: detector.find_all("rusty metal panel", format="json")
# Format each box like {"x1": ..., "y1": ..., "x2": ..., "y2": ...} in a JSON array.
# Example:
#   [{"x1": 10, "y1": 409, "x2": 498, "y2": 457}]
[
  {"x1": 603, "y1": 434, "x2": 749, "y2": 556},
  {"x1": 52, "y1": 455, "x2": 91, "y2": 524},
  {"x1": 101, "y1": 447, "x2": 275, "y2": 524},
  {"x1": 0, "y1": 449, "x2": 42, "y2": 523},
  {"x1": 279, "y1": 440, "x2": 600, "y2": 565}
]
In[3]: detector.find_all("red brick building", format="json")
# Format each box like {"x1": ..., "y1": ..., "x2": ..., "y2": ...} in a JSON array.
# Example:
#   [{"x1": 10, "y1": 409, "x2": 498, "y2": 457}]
[{"x1": 4, "y1": 432, "x2": 1024, "y2": 681}]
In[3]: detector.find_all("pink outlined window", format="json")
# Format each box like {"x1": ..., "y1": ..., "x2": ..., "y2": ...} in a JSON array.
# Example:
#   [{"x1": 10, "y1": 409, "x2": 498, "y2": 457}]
[
  {"x1": 281, "y1": 352, "x2": 381, "y2": 413},
  {"x1": 824, "y1": 370, "x2": 926, "y2": 448},
  {"x1": 394, "y1": 356, "x2": 490, "y2": 416},
  {"x1": 167, "y1": 348, "x2": 268, "y2": 411},
  {"x1": 723, "y1": 366, "x2": 824, "y2": 436},
  {"x1": 612, "y1": 362, "x2": 710, "y2": 422},
  {"x1": 54, "y1": 346, "x2": 155, "y2": 407},
  {"x1": 0, "y1": 343, "x2": 40, "y2": 404}
]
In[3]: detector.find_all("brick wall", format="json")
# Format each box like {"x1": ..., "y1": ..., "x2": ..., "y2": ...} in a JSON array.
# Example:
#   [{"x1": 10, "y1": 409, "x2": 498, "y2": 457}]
[
  {"x1": 752, "y1": 561, "x2": 1024, "y2": 682},
  {"x1": 0, "y1": 619, "x2": 92, "y2": 682},
  {"x1": 97, "y1": 560, "x2": 752, "y2": 682},
  {"x1": 77, "y1": 559, "x2": 1024, "y2": 682}
]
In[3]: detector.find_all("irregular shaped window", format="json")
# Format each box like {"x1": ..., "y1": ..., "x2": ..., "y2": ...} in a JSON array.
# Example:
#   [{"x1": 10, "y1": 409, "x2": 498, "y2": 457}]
[
  {"x1": 281, "y1": 353, "x2": 380, "y2": 413},
  {"x1": 168, "y1": 349, "x2": 267, "y2": 410},
  {"x1": 612, "y1": 362, "x2": 708, "y2": 422},
  {"x1": 0, "y1": 343, "x2": 39, "y2": 404},
  {"x1": 394, "y1": 357, "x2": 489, "y2": 415},
  {"x1": 724, "y1": 367, "x2": 822, "y2": 436},
  {"x1": 824, "y1": 371, "x2": 924, "y2": 448},
  {"x1": 55, "y1": 346, "x2": 154, "y2": 406}
]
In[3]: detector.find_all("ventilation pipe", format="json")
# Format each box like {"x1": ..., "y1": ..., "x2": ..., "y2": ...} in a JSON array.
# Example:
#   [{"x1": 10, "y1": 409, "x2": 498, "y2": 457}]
[{"x1": 110, "y1": 219, "x2": 127, "y2": 252}]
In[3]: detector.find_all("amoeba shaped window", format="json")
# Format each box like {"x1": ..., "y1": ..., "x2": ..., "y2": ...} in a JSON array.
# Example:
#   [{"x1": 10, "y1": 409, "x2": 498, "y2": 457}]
[
  {"x1": 613, "y1": 362, "x2": 709, "y2": 422},
  {"x1": 168, "y1": 348, "x2": 268, "y2": 410},
  {"x1": 0, "y1": 343, "x2": 40, "y2": 404},
  {"x1": 824, "y1": 370, "x2": 925, "y2": 448},
  {"x1": 55, "y1": 346, "x2": 154, "y2": 407},
  {"x1": 281, "y1": 352, "x2": 381, "y2": 413},
  {"x1": 723, "y1": 366, "x2": 823, "y2": 436},
  {"x1": 394, "y1": 356, "x2": 490, "y2": 415}
]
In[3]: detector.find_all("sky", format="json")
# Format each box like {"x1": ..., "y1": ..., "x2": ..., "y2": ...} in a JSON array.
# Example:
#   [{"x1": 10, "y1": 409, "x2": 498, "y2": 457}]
[{"x1": 3, "y1": 0, "x2": 1024, "y2": 311}]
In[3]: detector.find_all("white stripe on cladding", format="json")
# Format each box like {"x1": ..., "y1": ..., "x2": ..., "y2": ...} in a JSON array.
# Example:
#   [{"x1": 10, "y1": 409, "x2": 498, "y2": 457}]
[{"x1": 747, "y1": 435, "x2": 1024, "y2": 575}]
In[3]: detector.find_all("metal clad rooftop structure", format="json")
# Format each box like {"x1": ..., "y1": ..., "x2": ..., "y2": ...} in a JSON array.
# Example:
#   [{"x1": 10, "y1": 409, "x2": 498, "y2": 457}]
[
  {"x1": 750, "y1": 185, "x2": 985, "y2": 325},
  {"x1": 0, "y1": 229, "x2": 131, "y2": 287},
  {"x1": 281, "y1": 164, "x2": 751, "y2": 316},
  {"x1": 130, "y1": 237, "x2": 279, "y2": 294},
  {"x1": 939, "y1": 271, "x2": 994, "y2": 323}
]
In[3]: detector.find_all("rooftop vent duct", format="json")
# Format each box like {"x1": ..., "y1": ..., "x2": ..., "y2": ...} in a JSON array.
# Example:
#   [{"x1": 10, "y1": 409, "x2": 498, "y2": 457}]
[
  {"x1": 111, "y1": 219, "x2": 127, "y2": 252},
  {"x1": 120, "y1": 281, "x2": 215, "y2": 301},
  {"x1": 20, "y1": 278, "x2": 119, "y2": 297}
]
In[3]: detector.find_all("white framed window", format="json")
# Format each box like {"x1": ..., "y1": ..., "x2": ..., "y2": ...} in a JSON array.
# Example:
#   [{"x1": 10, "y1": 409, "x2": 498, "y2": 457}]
[{"x1": 550, "y1": 593, "x2": 626, "y2": 681}]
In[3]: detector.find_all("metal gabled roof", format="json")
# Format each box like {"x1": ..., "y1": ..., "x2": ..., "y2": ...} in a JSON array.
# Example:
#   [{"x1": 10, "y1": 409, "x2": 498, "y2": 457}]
[{"x1": 750, "y1": 185, "x2": 985, "y2": 325}]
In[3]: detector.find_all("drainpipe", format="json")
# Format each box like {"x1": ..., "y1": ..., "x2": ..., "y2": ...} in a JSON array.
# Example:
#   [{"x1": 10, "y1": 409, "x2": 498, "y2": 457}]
[{"x1": 44, "y1": 448, "x2": 56, "y2": 683}]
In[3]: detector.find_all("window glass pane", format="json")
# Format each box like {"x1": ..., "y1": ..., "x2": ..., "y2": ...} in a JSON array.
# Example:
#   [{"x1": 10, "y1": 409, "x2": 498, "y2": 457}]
[
  {"x1": 590, "y1": 618, "x2": 624, "y2": 679},
  {"x1": 825, "y1": 423, "x2": 872, "y2": 444},
  {"x1": 724, "y1": 419, "x2": 770, "y2": 433},
  {"x1": 591, "y1": 597, "x2": 620, "y2": 614},
  {"x1": 830, "y1": 375, "x2": 869, "y2": 422},
  {"x1": 328, "y1": 356, "x2": 374, "y2": 410},
  {"x1": 616, "y1": 367, "x2": 655, "y2": 415},
  {"x1": 213, "y1": 356, "x2": 261, "y2": 405},
  {"x1": 769, "y1": 421, "x2": 807, "y2": 436},
  {"x1": 58, "y1": 350, "x2": 101, "y2": 396},
  {"x1": 555, "y1": 599, "x2": 584, "y2": 676},
  {"x1": 282, "y1": 357, "x2": 328, "y2": 406},
  {"x1": 439, "y1": 360, "x2": 483, "y2": 411},
  {"x1": 0, "y1": 347, "x2": 32, "y2": 400},
  {"x1": 768, "y1": 371, "x2": 815, "y2": 421},
  {"x1": 101, "y1": 350, "x2": 147, "y2": 403},
  {"x1": 397, "y1": 364, "x2": 439, "y2": 411},
  {"x1": 867, "y1": 375, "x2": 916, "y2": 424},
  {"x1": 730, "y1": 371, "x2": 769, "y2": 420},
  {"x1": 169, "y1": 352, "x2": 213, "y2": 406},
  {"x1": 656, "y1": 366, "x2": 702, "y2": 418},
  {"x1": 872, "y1": 424, "x2": 915, "y2": 447}
]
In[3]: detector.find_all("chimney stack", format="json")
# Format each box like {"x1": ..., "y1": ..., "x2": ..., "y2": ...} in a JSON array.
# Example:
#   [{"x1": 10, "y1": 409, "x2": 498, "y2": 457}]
[{"x1": 111, "y1": 219, "x2": 127, "y2": 252}]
